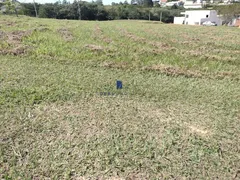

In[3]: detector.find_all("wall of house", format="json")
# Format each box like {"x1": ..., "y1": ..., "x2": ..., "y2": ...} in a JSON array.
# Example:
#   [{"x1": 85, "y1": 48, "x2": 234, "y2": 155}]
[
  {"x1": 174, "y1": 17, "x2": 185, "y2": 24},
  {"x1": 184, "y1": 11, "x2": 211, "y2": 25},
  {"x1": 209, "y1": 11, "x2": 222, "y2": 25},
  {"x1": 183, "y1": 10, "x2": 222, "y2": 26},
  {"x1": 184, "y1": 4, "x2": 203, "y2": 9},
  {"x1": 183, "y1": 0, "x2": 203, "y2": 9}
]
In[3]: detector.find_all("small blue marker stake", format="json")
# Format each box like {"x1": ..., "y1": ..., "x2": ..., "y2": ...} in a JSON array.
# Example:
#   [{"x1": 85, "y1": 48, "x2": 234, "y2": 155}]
[{"x1": 116, "y1": 80, "x2": 122, "y2": 89}]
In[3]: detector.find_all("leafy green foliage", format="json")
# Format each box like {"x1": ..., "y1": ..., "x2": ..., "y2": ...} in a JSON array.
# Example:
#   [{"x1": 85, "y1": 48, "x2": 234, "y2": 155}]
[
  {"x1": 21, "y1": 1, "x2": 182, "y2": 23},
  {"x1": 22, "y1": 3, "x2": 40, "y2": 17},
  {"x1": 213, "y1": 4, "x2": 240, "y2": 23}
]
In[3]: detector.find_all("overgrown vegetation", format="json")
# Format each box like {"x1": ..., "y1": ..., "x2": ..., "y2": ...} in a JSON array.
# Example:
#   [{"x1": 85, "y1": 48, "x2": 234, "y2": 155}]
[
  {"x1": 0, "y1": 15, "x2": 240, "y2": 179},
  {"x1": 213, "y1": 4, "x2": 240, "y2": 23}
]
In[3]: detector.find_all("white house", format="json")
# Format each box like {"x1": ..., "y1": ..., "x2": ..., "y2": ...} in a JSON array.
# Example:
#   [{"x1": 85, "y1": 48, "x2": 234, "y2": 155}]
[
  {"x1": 184, "y1": 0, "x2": 203, "y2": 9},
  {"x1": 174, "y1": 10, "x2": 222, "y2": 26},
  {"x1": 165, "y1": 1, "x2": 178, "y2": 6}
]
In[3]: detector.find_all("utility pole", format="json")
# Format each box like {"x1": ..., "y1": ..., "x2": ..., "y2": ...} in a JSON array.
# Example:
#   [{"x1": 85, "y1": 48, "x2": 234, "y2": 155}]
[
  {"x1": 77, "y1": 0, "x2": 81, "y2": 20},
  {"x1": 33, "y1": 0, "x2": 38, "y2": 17},
  {"x1": 149, "y1": 11, "x2": 150, "y2": 21},
  {"x1": 160, "y1": 11, "x2": 162, "y2": 22}
]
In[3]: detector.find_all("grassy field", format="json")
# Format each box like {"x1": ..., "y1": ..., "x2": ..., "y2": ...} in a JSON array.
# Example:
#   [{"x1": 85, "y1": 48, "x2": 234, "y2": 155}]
[{"x1": 0, "y1": 15, "x2": 240, "y2": 179}]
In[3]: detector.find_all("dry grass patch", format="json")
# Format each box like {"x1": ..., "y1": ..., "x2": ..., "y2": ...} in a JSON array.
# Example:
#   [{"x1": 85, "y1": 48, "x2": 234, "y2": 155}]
[
  {"x1": 93, "y1": 25, "x2": 112, "y2": 44},
  {"x1": 119, "y1": 28, "x2": 175, "y2": 52},
  {"x1": 142, "y1": 64, "x2": 203, "y2": 78},
  {"x1": 101, "y1": 61, "x2": 129, "y2": 69},
  {"x1": 142, "y1": 64, "x2": 239, "y2": 80},
  {"x1": 57, "y1": 28, "x2": 74, "y2": 42},
  {"x1": 0, "y1": 30, "x2": 33, "y2": 55},
  {"x1": 85, "y1": 44, "x2": 105, "y2": 52},
  {"x1": 119, "y1": 28, "x2": 146, "y2": 43},
  {"x1": 187, "y1": 125, "x2": 210, "y2": 137}
]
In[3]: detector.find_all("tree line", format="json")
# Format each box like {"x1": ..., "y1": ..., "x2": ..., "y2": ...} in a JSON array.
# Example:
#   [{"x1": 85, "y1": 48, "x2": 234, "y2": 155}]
[{"x1": 19, "y1": 0, "x2": 183, "y2": 23}]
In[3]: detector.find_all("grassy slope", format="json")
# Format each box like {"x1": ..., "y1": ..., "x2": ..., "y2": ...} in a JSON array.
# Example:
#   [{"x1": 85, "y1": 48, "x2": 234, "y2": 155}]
[{"x1": 0, "y1": 16, "x2": 240, "y2": 179}]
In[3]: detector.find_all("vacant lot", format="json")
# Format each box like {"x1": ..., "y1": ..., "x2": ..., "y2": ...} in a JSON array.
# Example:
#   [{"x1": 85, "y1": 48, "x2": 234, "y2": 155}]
[{"x1": 0, "y1": 16, "x2": 240, "y2": 179}]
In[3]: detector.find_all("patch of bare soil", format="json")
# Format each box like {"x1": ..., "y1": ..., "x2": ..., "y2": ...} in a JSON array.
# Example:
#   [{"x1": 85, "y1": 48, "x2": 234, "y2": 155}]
[
  {"x1": 57, "y1": 28, "x2": 73, "y2": 42},
  {"x1": 7, "y1": 30, "x2": 32, "y2": 44},
  {"x1": 0, "y1": 30, "x2": 33, "y2": 56}
]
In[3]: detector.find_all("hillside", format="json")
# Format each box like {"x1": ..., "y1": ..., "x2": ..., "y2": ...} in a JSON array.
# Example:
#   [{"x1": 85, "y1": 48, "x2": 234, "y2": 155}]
[{"x1": 0, "y1": 16, "x2": 240, "y2": 179}]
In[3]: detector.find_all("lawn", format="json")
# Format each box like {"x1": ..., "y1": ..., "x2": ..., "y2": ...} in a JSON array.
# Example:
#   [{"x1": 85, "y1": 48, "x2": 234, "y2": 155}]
[{"x1": 0, "y1": 15, "x2": 240, "y2": 179}]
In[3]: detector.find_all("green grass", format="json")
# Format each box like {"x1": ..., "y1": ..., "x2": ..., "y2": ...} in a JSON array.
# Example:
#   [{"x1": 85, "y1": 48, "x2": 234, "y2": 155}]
[{"x1": 0, "y1": 15, "x2": 240, "y2": 179}]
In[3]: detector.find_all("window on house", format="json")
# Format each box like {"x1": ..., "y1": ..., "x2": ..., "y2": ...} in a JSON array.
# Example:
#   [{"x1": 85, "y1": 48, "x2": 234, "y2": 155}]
[
  {"x1": 186, "y1": 15, "x2": 189, "y2": 18},
  {"x1": 206, "y1": 15, "x2": 209, "y2": 18}
]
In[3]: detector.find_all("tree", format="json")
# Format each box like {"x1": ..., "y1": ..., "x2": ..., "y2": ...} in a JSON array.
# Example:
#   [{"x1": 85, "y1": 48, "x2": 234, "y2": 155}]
[
  {"x1": 22, "y1": 3, "x2": 40, "y2": 17},
  {"x1": 96, "y1": 5, "x2": 108, "y2": 20},
  {"x1": 3, "y1": 0, "x2": 14, "y2": 14},
  {"x1": 38, "y1": 5, "x2": 47, "y2": 18},
  {"x1": 127, "y1": 6, "x2": 140, "y2": 19},
  {"x1": 214, "y1": 4, "x2": 240, "y2": 24},
  {"x1": 143, "y1": 0, "x2": 153, "y2": 7},
  {"x1": 136, "y1": 0, "x2": 144, "y2": 5},
  {"x1": 62, "y1": 0, "x2": 68, "y2": 4},
  {"x1": 130, "y1": 0, "x2": 136, "y2": 4},
  {"x1": 95, "y1": 0, "x2": 103, "y2": 6},
  {"x1": 124, "y1": 0, "x2": 129, "y2": 5},
  {"x1": 38, "y1": 4, "x2": 57, "y2": 18}
]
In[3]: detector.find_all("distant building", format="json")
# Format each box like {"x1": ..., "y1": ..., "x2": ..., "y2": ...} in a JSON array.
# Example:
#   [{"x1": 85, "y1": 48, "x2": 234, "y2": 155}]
[
  {"x1": 165, "y1": 1, "x2": 178, "y2": 6},
  {"x1": 174, "y1": 10, "x2": 222, "y2": 26},
  {"x1": 183, "y1": 0, "x2": 203, "y2": 9},
  {"x1": 131, "y1": 0, "x2": 138, "y2": 5},
  {"x1": 159, "y1": 0, "x2": 167, "y2": 6}
]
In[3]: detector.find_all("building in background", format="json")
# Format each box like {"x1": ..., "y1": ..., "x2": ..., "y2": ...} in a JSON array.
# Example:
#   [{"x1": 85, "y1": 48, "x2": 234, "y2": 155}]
[
  {"x1": 174, "y1": 10, "x2": 222, "y2": 26},
  {"x1": 183, "y1": 0, "x2": 203, "y2": 9}
]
